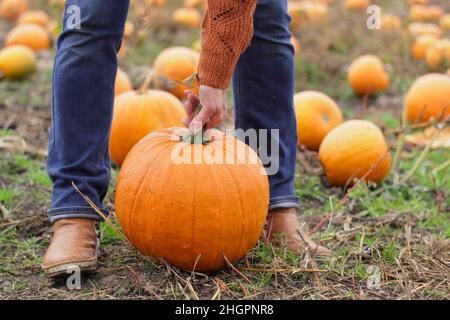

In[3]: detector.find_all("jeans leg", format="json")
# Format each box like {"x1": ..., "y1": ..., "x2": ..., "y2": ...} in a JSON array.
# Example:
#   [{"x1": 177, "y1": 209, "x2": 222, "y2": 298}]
[
  {"x1": 233, "y1": 0, "x2": 299, "y2": 210},
  {"x1": 47, "y1": 0, "x2": 129, "y2": 223}
]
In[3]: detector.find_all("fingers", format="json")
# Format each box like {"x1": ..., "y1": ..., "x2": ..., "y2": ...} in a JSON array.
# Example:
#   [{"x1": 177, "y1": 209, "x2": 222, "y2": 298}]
[
  {"x1": 189, "y1": 106, "x2": 215, "y2": 134},
  {"x1": 207, "y1": 106, "x2": 226, "y2": 129},
  {"x1": 183, "y1": 90, "x2": 200, "y2": 124}
]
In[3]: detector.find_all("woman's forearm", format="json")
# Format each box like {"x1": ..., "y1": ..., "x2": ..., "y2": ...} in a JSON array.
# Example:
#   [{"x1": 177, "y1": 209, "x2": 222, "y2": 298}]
[{"x1": 198, "y1": 0, "x2": 257, "y2": 89}]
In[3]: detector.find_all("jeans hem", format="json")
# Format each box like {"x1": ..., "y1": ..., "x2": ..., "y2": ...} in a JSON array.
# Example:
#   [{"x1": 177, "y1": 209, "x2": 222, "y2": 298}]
[
  {"x1": 269, "y1": 196, "x2": 300, "y2": 210},
  {"x1": 48, "y1": 206, "x2": 108, "y2": 223}
]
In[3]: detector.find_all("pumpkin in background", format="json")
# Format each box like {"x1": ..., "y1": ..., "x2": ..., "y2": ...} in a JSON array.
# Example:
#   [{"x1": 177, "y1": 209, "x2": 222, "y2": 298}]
[
  {"x1": 0, "y1": 45, "x2": 36, "y2": 79},
  {"x1": 291, "y1": 36, "x2": 301, "y2": 56},
  {"x1": 115, "y1": 127, "x2": 269, "y2": 271},
  {"x1": 345, "y1": 0, "x2": 369, "y2": 11},
  {"x1": 319, "y1": 120, "x2": 391, "y2": 187},
  {"x1": 110, "y1": 90, "x2": 187, "y2": 165},
  {"x1": 407, "y1": 22, "x2": 442, "y2": 38},
  {"x1": 153, "y1": 47, "x2": 199, "y2": 99},
  {"x1": 0, "y1": 0, "x2": 28, "y2": 20},
  {"x1": 440, "y1": 14, "x2": 450, "y2": 29},
  {"x1": 405, "y1": 73, "x2": 450, "y2": 124},
  {"x1": 380, "y1": 14, "x2": 402, "y2": 30},
  {"x1": 411, "y1": 35, "x2": 438, "y2": 60},
  {"x1": 172, "y1": 7, "x2": 201, "y2": 28},
  {"x1": 294, "y1": 91, "x2": 343, "y2": 150},
  {"x1": 115, "y1": 68, "x2": 133, "y2": 96},
  {"x1": 18, "y1": 10, "x2": 49, "y2": 27},
  {"x1": 5, "y1": 24, "x2": 51, "y2": 52},
  {"x1": 348, "y1": 55, "x2": 389, "y2": 96},
  {"x1": 425, "y1": 44, "x2": 443, "y2": 70}
]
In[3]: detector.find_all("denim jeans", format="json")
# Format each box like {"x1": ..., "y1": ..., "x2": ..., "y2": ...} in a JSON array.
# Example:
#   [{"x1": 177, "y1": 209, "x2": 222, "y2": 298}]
[{"x1": 47, "y1": 0, "x2": 298, "y2": 223}]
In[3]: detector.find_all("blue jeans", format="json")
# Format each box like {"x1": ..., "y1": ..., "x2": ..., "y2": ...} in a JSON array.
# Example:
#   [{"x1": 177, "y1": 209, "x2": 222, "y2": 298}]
[{"x1": 47, "y1": 0, "x2": 298, "y2": 223}]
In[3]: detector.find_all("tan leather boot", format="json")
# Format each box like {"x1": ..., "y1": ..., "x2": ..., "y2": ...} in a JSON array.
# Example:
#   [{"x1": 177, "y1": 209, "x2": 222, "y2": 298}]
[
  {"x1": 267, "y1": 208, "x2": 331, "y2": 256},
  {"x1": 42, "y1": 218, "x2": 99, "y2": 277}
]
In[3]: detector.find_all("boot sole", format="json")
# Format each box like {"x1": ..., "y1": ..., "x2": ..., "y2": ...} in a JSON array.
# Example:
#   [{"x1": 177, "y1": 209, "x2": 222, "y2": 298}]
[{"x1": 43, "y1": 259, "x2": 98, "y2": 278}]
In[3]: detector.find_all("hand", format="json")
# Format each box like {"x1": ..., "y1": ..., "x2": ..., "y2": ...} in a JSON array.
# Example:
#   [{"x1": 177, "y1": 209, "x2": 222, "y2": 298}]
[{"x1": 183, "y1": 85, "x2": 227, "y2": 134}]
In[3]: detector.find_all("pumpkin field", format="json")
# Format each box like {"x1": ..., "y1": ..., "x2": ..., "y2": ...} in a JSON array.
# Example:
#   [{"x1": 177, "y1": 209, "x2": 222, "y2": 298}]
[{"x1": 0, "y1": 0, "x2": 449, "y2": 300}]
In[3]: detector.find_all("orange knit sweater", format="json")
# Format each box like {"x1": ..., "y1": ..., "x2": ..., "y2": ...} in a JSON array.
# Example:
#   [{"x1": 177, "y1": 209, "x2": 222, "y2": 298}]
[{"x1": 198, "y1": 0, "x2": 257, "y2": 89}]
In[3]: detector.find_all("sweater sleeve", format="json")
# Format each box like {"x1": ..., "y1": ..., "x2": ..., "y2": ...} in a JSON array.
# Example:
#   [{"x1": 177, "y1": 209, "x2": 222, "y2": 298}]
[{"x1": 198, "y1": 0, "x2": 257, "y2": 89}]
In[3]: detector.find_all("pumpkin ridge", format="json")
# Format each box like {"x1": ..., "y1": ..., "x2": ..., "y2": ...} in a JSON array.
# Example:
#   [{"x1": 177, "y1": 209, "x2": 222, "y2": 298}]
[
  {"x1": 223, "y1": 142, "x2": 253, "y2": 263},
  {"x1": 125, "y1": 141, "x2": 175, "y2": 248}
]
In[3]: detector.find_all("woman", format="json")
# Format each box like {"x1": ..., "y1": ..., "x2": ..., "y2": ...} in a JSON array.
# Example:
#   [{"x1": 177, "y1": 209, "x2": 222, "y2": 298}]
[{"x1": 42, "y1": 0, "x2": 330, "y2": 277}]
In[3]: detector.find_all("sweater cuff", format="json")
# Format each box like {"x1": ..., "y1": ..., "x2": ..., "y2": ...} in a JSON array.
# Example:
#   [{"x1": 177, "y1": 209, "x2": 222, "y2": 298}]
[{"x1": 198, "y1": 50, "x2": 237, "y2": 89}]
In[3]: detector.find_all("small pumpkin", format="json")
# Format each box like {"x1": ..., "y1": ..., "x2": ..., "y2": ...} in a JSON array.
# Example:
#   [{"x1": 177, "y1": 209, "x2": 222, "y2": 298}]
[
  {"x1": 425, "y1": 45, "x2": 443, "y2": 70},
  {"x1": 0, "y1": 45, "x2": 36, "y2": 80},
  {"x1": 110, "y1": 90, "x2": 187, "y2": 165},
  {"x1": 5, "y1": 23, "x2": 51, "y2": 52},
  {"x1": 348, "y1": 55, "x2": 389, "y2": 96},
  {"x1": 380, "y1": 14, "x2": 402, "y2": 30},
  {"x1": 153, "y1": 47, "x2": 199, "y2": 99},
  {"x1": 291, "y1": 36, "x2": 301, "y2": 56},
  {"x1": 0, "y1": 0, "x2": 28, "y2": 21},
  {"x1": 115, "y1": 68, "x2": 133, "y2": 96},
  {"x1": 440, "y1": 14, "x2": 450, "y2": 30},
  {"x1": 294, "y1": 91, "x2": 343, "y2": 150},
  {"x1": 405, "y1": 73, "x2": 450, "y2": 124},
  {"x1": 319, "y1": 120, "x2": 391, "y2": 187},
  {"x1": 411, "y1": 35, "x2": 438, "y2": 60},
  {"x1": 18, "y1": 10, "x2": 49, "y2": 27},
  {"x1": 407, "y1": 22, "x2": 442, "y2": 38},
  {"x1": 172, "y1": 7, "x2": 201, "y2": 28},
  {"x1": 115, "y1": 127, "x2": 269, "y2": 271},
  {"x1": 345, "y1": 0, "x2": 370, "y2": 11}
]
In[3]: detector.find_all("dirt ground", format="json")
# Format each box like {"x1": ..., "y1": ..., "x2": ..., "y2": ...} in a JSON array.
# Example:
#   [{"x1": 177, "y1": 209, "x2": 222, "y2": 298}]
[{"x1": 0, "y1": 0, "x2": 449, "y2": 300}]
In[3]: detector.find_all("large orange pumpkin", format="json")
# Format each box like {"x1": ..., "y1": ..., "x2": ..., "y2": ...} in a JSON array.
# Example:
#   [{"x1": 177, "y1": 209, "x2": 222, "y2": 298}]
[
  {"x1": 115, "y1": 68, "x2": 133, "y2": 96},
  {"x1": 0, "y1": 0, "x2": 28, "y2": 20},
  {"x1": 294, "y1": 91, "x2": 344, "y2": 150},
  {"x1": 5, "y1": 24, "x2": 51, "y2": 52},
  {"x1": 319, "y1": 120, "x2": 391, "y2": 187},
  {"x1": 405, "y1": 73, "x2": 450, "y2": 124},
  {"x1": 110, "y1": 90, "x2": 187, "y2": 165},
  {"x1": 153, "y1": 47, "x2": 199, "y2": 99},
  {"x1": 0, "y1": 45, "x2": 36, "y2": 79},
  {"x1": 348, "y1": 55, "x2": 390, "y2": 96},
  {"x1": 115, "y1": 127, "x2": 269, "y2": 271}
]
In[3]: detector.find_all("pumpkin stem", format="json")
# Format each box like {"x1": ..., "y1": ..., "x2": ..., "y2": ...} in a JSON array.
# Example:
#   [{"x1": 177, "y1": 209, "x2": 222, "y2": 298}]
[
  {"x1": 181, "y1": 125, "x2": 210, "y2": 144},
  {"x1": 138, "y1": 69, "x2": 154, "y2": 94},
  {"x1": 180, "y1": 103, "x2": 211, "y2": 144}
]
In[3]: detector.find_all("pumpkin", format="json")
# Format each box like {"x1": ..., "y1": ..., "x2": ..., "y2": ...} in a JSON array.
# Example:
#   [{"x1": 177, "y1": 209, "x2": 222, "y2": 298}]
[
  {"x1": 291, "y1": 36, "x2": 301, "y2": 56},
  {"x1": 0, "y1": 0, "x2": 28, "y2": 21},
  {"x1": 5, "y1": 24, "x2": 51, "y2": 52},
  {"x1": 123, "y1": 21, "x2": 135, "y2": 38},
  {"x1": 345, "y1": 0, "x2": 369, "y2": 11},
  {"x1": 18, "y1": 10, "x2": 49, "y2": 27},
  {"x1": 294, "y1": 91, "x2": 343, "y2": 150},
  {"x1": 407, "y1": 22, "x2": 442, "y2": 38},
  {"x1": 172, "y1": 7, "x2": 201, "y2": 28},
  {"x1": 405, "y1": 73, "x2": 450, "y2": 124},
  {"x1": 110, "y1": 90, "x2": 187, "y2": 165},
  {"x1": 440, "y1": 14, "x2": 450, "y2": 30},
  {"x1": 115, "y1": 68, "x2": 133, "y2": 96},
  {"x1": 115, "y1": 127, "x2": 269, "y2": 271},
  {"x1": 0, "y1": 45, "x2": 36, "y2": 79},
  {"x1": 425, "y1": 45, "x2": 443, "y2": 70},
  {"x1": 348, "y1": 55, "x2": 389, "y2": 96},
  {"x1": 380, "y1": 14, "x2": 402, "y2": 30},
  {"x1": 447, "y1": 68, "x2": 450, "y2": 76},
  {"x1": 319, "y1": 120, "x2": 391, "y2": 187},
  {"x1": 153, "y1": 47, "x2": 199, "y2": 99},
  {"x1": 411, "y1": 35, "x2": 438, "y2": 60}
]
